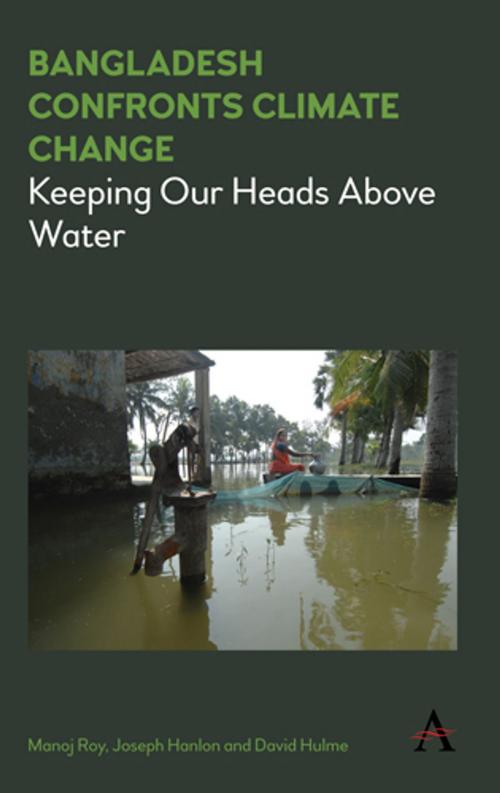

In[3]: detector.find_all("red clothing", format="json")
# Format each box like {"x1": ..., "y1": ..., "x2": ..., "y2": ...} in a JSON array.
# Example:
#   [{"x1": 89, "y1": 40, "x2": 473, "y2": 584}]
[{"x1": 269, "y1": 439, "x2": 305, "y2": 474}]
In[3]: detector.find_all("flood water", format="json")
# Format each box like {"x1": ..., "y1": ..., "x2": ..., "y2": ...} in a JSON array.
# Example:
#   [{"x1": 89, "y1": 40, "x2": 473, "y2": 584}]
[{"x1": 29, "y1": 465, "x2": 457, "y2": 651}]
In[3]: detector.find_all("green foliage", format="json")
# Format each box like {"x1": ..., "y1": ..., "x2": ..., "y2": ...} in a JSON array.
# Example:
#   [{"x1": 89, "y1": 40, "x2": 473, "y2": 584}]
[
  {"x1": 210, "y1": 395, "x2": 332, "y2": 462},
  {"x1": 315, "y1": 349, "x2": 429, "y2": 467},
  {"x1": 127, "y1": 376, "x2": 332, "y2": 465},
  {"x1": 316, "y1": 350, "x2": 428, "y2": 422},
  {"x1": 126, "y1": 375, "x2": 195, "y2": 463}
]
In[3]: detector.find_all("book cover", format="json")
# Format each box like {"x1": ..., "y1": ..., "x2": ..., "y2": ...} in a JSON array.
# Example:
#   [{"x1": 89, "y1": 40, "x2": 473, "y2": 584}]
[{"x1": 4, "y1": 0, "x2": 495, "y2": 787}]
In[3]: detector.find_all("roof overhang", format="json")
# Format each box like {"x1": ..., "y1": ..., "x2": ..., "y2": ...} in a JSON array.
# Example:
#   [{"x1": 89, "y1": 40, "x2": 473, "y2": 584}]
[{"x1": 125, "y1": 350, "x2": 214, "y2": 384}]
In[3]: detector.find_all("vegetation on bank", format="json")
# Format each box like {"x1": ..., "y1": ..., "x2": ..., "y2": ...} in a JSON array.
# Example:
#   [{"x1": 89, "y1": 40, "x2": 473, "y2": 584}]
[
  {"x1": 126, "y1": 349, "x2": 457, "y2": 497},
  {"x1": 127, "y1": 377, "x2": 332, "y2": 465},
  {"x1": 314, "y1": 350, "x2": 429, "y2": 474},
  {"x1": 126, "y1": 367, "x2": 428, "y2": 472},
  {"x1": 314, "y1": 349, "x2": 457, "y2": 497}
]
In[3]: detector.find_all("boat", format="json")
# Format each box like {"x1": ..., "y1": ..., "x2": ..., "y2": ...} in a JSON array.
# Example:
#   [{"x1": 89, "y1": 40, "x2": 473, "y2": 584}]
[{"x1": 213, "y1": 472, "x2": 418, "y2": 501}]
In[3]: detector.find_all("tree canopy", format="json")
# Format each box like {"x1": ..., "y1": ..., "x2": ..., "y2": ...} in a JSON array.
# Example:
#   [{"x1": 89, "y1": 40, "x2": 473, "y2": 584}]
[
  {"x1": 127, "y1": 376, "x2": 332, "y2": 464},
  {"x1": 314, "y1": 350, "x2": 429, "y2": 472}
]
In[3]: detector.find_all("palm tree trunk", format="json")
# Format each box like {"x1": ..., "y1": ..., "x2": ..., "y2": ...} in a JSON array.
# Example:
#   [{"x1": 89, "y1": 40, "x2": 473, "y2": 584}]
[
  {"x1": 351, "y1": 432, "x2": 360, "y2": 464},
  {"x1": 162, "y1": 411, "x2": 174, "y2": 443},
  {"x1": 339, "y1": 412, "x2": 347, "y2": 466},
  {"x1": 140, "y1": 412, "x2": 148, "y2": 468},
  {"x1": 420, "y1": 351, "x2": 457, "y2": 499},
  {"x1": 388, "y1": 403, "x2": 404, "y2": 474},
  {"x1": 351, "y1": 432, "x2": 365, "y2": 464},
  {"x1": 376, "y1": 409, "x2": 394, "y2": 468}
]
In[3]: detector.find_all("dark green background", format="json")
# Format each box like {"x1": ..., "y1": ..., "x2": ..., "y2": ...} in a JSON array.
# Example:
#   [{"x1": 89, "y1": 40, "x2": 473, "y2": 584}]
[{"x1": 4, "y1": 0, "x2": 495, "y2": 787}]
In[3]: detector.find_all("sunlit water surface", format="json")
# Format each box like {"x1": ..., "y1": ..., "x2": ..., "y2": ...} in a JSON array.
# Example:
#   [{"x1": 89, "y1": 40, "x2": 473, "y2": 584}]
[{"x1": 29, "y1": 465, "x2": 457, "y2": 651}]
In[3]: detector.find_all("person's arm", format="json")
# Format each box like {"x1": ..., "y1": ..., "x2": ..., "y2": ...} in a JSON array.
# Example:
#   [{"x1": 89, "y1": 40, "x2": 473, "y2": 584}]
[{"x1": 287, "y1": 445, "x2": 314, "y2": 459}]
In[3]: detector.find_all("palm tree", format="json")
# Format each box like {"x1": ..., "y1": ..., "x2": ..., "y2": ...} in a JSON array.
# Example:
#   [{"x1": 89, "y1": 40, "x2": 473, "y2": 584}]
[
  {"x1": 420, "y1": 351, "x2": 457, "y2": 499},
  {"x1": 338, "y1": 411, "x2": 348, "y2": 466},
  {"x1": 126, "y1": 382, "x2": 170, "y2": 467},
  {"x1": 160, "y1": 377, "x2": 195, "y2": 441},
  {"x1": 378, "y1": 351, "x2": 428, "y2": 474},
  {"x1": 375, "y1": 407, "x2": 394, "y2": 468},
  {"x1": 331, "y1": 391, "x2": 374, "y2": 465},
  {"x1": 316, "y1": 350, "x2": 429, "y2": 474},
  {"x1": 315, "y1": 351, "x2": 358, "y2": 467}
]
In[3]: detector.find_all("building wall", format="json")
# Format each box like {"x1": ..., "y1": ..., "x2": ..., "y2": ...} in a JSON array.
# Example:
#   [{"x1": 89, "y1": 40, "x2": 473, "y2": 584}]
[{"x1": 28, "y1": 350, "x2": 131, "y2": 495}]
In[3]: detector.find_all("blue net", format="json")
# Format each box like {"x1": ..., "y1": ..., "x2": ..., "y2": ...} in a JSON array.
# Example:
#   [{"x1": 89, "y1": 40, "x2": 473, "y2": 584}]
[{"x1": 212, "y1": 472, "x2": 416, "y2": 501}]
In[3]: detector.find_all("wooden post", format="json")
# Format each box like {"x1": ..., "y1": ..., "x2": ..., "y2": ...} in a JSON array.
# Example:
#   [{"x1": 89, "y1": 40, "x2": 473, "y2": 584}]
[
  {"x1": 144, "y1": 492, "x2": 215, "y2": 584},
  {"x1": 174, "y1": 495, "x2": 211, "y2": 586},
  {"x1": 195, "y1": 367, "x2": 212, "y2": 485}
]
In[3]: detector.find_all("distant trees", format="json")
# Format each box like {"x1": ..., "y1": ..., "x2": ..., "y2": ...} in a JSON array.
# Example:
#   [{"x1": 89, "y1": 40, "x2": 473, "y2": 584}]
[
  {"x1": 126, "y1": 376, "x2": 195, "y2": 465},
  {"x1": 126, "y1": 381, "x2": 171, "y2": 466},
  {"x1": 210, "y1": 395, "x2": 332, "y2": 463},
  {"x1": 127, "y1": 378, "x2": 333, "y2": 466},
  {"x1": 126, "y1": 352, "x2": 457, "y2": 500},
  {"x1": 159, "y1": 377, "x2": 195, "y2": 442}
]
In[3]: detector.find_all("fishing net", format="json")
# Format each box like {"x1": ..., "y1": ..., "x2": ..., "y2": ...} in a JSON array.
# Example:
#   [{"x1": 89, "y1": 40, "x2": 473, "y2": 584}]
[{"x1": 212, "y1": 472, "x2": 416, "y2": 501}]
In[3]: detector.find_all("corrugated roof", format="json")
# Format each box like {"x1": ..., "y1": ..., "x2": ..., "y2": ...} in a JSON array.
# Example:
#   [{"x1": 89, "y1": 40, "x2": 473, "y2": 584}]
[{"x1": 125, "y1": 350, "x2": 214, "y2": 383}]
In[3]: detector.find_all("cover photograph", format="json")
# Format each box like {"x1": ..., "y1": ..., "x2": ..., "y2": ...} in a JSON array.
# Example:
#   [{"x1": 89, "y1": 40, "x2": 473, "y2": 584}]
[{"x1": 3, "y1": 0, "x2": 495, "y2": 788}]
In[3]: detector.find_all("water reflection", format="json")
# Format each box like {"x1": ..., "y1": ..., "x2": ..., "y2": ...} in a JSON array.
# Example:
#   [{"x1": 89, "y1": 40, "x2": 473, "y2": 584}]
[
  {"x1": 29, "y1": 465, "x2": 457, "y2": 651},
  {"x1": 297, "y1": 497, "x2": 456, "y2": 650}
]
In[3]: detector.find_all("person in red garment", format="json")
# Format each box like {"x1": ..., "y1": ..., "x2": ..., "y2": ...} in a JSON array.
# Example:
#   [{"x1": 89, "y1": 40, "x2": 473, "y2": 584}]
[{"x1": 269, "y1": 428, "x2": 316, "y2": 476}]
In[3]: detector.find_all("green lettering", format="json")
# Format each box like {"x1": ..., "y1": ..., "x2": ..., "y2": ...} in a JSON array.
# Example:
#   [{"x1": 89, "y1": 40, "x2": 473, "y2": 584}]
[
  {"x1": 337, "y1": 93, "x2": 362, "y2": 119},
  {"x1": 101, "y1": 50, "x2": 125, "y2": 77},
  {"x1": 358, "y1": 92, "x2": 380, "y2": 119},
  {"x1": 29, "y1": 135, "x2": 52, "y2": 161},
  {"x1": 29, "y1": 50, "x2": 48, "y2": 76},
  {"x1": 29, "y1": 93, "x2": 51, "y2": 119},
  {"x1": 381, "y1": 92, "x2": 399, "y2": 119},
  {"x1": 146, "y1": 50, "x2": 170, "y2": 76}
]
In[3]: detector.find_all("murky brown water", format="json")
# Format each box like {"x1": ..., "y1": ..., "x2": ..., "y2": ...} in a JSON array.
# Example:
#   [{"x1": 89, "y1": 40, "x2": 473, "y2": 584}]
[{"x1": 29, "y1": 465, "x2": 457, "y2": 651}]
